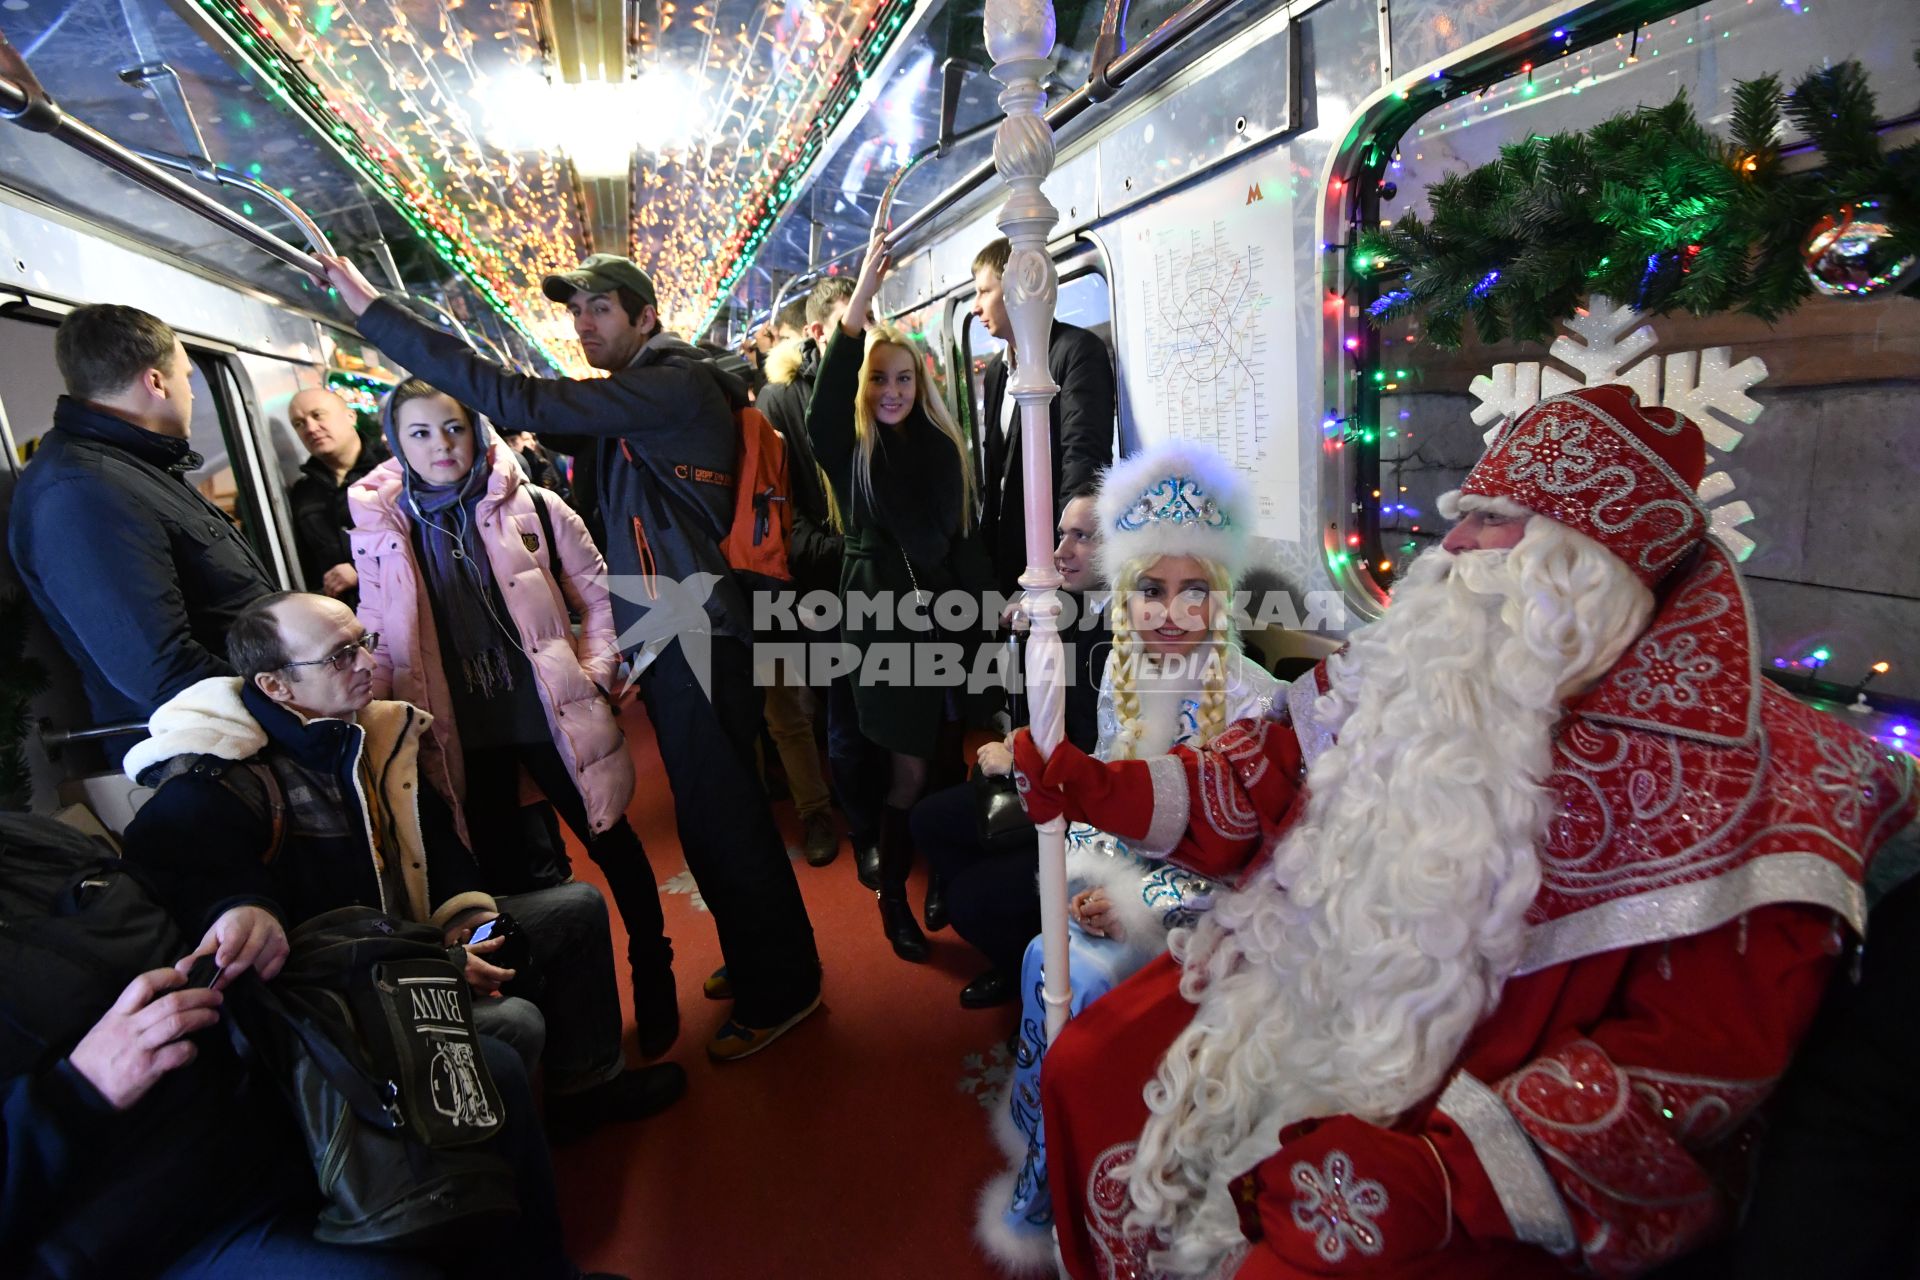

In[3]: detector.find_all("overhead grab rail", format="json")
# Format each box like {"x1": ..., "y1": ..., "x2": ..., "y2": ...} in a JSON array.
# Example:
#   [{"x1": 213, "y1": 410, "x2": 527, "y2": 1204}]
[
  {"x1": 0, "y1": 26, "x2": 327, "y2": 278},
  {"x1": 880, "y1": 0, "x2": 1255, "y2": 252}
]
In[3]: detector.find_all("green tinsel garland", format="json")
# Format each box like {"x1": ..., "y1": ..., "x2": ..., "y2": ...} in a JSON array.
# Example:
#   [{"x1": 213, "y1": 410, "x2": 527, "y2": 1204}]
[{"x1": 1356, "y1": 51, "x2": 1920, "y2": 348}]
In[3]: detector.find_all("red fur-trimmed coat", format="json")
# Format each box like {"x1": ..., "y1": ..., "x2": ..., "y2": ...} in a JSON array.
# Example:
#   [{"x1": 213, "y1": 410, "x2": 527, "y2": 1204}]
[{"x1": 1013, "y1": 540, "x2": 1917, "y2": 1278}]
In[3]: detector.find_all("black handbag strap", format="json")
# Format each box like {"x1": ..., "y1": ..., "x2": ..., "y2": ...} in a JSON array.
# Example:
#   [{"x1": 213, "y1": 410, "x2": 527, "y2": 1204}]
[
  {"x1": 241, "y1": 978, "x2": 404, "y2": 1131},
  {"x1": 530, "y1": 488, "x2": 560, "y2": 579}
]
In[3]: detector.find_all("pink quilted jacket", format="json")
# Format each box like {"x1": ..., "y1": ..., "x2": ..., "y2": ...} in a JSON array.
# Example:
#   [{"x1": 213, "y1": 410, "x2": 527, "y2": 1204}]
[{"x1": 348, "y1": 446, "x2": 634, "y2": 834}]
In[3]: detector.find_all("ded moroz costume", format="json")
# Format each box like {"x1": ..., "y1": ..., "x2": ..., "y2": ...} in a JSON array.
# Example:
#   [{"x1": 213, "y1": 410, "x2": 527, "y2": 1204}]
[{"x1": 1011, "y1": 386, "x2": 1918, "y2": 1279}]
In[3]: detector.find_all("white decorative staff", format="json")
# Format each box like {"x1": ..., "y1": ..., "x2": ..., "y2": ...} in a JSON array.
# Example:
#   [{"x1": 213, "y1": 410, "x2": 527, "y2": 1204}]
[{"x1": 985, "y1": 0, "x2": 1071, "y2": 1040}]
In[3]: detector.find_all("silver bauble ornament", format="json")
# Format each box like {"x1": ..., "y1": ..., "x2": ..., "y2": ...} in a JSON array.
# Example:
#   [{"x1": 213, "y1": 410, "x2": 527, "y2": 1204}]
[{"x1": 1803, "y1": 200, "x2": 1917, "y2": 298}]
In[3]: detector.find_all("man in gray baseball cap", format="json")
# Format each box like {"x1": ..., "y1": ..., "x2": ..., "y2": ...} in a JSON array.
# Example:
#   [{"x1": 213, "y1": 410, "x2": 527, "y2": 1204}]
[
  {"x1": 317, "y1": 248, "x2": 825, "y2": 1063},
  {"x1": 539, "y1": 254, "x2": 661, "y2": 372}
]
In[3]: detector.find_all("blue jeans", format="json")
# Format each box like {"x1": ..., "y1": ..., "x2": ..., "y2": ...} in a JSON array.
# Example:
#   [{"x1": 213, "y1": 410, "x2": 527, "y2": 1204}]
[{"x1": 471, "y1": 881, "x2": 624, "y2": 1094}]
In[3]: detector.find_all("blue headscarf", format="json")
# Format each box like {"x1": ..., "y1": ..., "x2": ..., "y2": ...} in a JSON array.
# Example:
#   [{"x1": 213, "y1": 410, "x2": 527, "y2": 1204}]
[{"x1": 379, "y1": 382, "x2": 516, "y2": 697}]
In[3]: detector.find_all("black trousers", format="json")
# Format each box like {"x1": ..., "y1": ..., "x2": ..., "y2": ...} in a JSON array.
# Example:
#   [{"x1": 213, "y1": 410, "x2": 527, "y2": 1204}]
[
  {"x1": 912, "y1": 781, "x2": 1041, "y2": 977},
  {"x1": 463, "y1": 736, "x2": 669, "y2": 976},
  {"x1": 1725, "y1": 874, "x2": 1920, "y2": 1279},
  {"x1": 639, "y1": 636, "x2": 821, "y2": 1026}
]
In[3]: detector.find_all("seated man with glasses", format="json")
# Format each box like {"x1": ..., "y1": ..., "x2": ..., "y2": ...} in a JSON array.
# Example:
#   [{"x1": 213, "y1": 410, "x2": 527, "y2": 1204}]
[{"x1": 121, "y1": 590, "x2": 685, "y2": 1142}]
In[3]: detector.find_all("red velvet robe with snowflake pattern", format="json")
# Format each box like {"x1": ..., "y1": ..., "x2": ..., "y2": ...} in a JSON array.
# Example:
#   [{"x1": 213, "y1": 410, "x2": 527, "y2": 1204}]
[{"x1": 1015, "y1": 541, "x2": 1918, "y2": 1280}]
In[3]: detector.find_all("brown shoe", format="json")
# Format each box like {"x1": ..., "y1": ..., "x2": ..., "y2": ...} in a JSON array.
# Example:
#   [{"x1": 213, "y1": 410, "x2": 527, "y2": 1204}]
[{"x1": 802, "y1": 811, "x2": 840, "y2": 867}]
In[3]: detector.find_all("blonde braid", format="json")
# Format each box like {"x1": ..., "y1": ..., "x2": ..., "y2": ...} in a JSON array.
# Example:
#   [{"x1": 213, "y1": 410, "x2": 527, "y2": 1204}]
[
  {"x1": 1108, "y1": 597, "x2": 1146, "y2": 762},
  {"x1": 1194, "y1": 562, "x2": 1236, "y2": 746}
]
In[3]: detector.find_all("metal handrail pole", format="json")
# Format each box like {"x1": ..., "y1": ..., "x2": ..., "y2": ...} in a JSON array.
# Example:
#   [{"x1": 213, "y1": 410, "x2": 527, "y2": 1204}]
[
  {"x1": 1, "y1": 32, "x2": 325, "y2": 278},
  {"x1": 40, "y1": 720, "x2": 149, "y2": 747},
  {"x1": 128, "y1": 145, "x2": 334, "y2": 257}
]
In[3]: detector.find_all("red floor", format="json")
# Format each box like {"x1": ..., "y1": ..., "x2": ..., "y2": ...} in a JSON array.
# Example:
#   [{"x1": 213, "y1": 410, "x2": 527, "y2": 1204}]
[{"x1": 553, "y1": 697, "x2": 1019, "y2": 1279}]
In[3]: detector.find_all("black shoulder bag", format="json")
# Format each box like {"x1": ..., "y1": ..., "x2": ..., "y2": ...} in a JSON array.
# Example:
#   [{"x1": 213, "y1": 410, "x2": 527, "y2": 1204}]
[{"x1": 229, "y1": 906, "x2": 518, "y2": 1248}]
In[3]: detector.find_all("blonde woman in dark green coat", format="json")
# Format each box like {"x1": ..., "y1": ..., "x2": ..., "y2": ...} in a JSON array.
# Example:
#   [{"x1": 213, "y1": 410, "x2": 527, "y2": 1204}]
[{"x1": 806, "y1": 231, "x2": 995, "y2": 963}]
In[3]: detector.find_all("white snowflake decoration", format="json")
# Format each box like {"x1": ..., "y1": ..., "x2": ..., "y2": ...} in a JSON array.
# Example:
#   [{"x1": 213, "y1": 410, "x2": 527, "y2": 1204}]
[
  {"x1": 660, "y1": 869, "x2": 708, "y2": 913},
  {"x1": 956, "y1": 1039, "x2": 1015, "y2": 1111},
  {"x1": 1466, "y1": 295, "x2": 1769, "y2": 560}
]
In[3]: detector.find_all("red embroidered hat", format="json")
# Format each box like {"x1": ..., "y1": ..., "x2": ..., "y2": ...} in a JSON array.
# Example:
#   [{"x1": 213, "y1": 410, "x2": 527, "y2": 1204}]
[{"x1": 1460, "y1": 384, "x2": 1709, "y2": 587}]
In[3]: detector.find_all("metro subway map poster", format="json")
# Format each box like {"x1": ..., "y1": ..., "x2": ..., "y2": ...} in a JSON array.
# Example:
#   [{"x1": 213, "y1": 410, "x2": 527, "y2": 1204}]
[{"x1": 1116, "y1": 172, "x2": 1300, "y2": 543}]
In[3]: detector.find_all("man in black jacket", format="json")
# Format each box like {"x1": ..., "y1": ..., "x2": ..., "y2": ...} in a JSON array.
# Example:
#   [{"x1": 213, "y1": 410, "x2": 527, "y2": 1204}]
[
  {"x1": 7, "y1": 305, "x2": 275, "y2": 738},
  {"x1": 122, "y1": 591, "x2": 686, "y2": 1137},
  {"x1": 288, "y1": 385, "x2": 388, "y2": 608},
  {"x1": 319, "y1": 251, "x2": 822, "y2": 1061},
  {"x1": 971, "y1": 237, "x2": 1118, "y2": 594}
]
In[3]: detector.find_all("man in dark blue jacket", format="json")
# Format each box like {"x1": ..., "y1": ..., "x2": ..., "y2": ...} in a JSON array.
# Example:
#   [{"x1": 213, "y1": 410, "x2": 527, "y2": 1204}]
[
  {"x1": 7, "y1": 305, "x2": 275, "y2": 739},
  {"x1": 322, "y1": 251, "x2": 822, "y2": 1060}
]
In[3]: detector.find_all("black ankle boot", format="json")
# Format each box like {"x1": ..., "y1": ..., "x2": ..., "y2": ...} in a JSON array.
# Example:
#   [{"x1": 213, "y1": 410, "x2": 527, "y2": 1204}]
[
  {"x1": 854, "y1": 837, "x2": 882, "y2": 891},
  {"x1": 923, "y1": 873, "x2": 948, "y2": 932},
  {"x1": 878, "y1": 806, "x2": 928, "y2": 963}
]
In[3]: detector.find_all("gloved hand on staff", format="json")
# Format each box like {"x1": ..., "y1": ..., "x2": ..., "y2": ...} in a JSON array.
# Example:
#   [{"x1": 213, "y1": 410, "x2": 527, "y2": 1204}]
[{"x1": 1008, "y1": 728, "x2": 1156, "y2": 835}]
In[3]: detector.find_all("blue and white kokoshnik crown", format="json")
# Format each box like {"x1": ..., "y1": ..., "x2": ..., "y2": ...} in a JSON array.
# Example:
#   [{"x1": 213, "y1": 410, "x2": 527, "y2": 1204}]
[{"x1": 1095, "y1": 443, "x2": 1253, "y2": 587}]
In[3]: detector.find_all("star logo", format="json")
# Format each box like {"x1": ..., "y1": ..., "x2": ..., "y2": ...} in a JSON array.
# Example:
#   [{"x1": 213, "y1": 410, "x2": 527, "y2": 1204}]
[{"x1": 594, "y1": 572, "x2": 725, "y2": 696}]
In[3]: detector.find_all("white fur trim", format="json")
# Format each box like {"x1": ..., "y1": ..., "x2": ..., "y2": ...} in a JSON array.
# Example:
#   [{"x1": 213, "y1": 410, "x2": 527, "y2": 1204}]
[
  {"x1": 1096, "y1": 445, "x2": 1253, "y2": 588},
  {"x1": 764, "y1": 337, "x2": 807, "y2": 387},
  {"x1": 1438, "y1": 490, "x2": 1533, "y2": 521},
  {"x1": 974, "y1": 1168, "x2": 1063, "y2": 1276},
  {"x1": 123, "y1": 677, "x2": 267, "y2": 783},
  {"x1": 1065, "y1": 832, "x2": 1175, "y2": 950},
  {"x1": 988, "y1": 1083, "x2": 1028, "y2": 1161}
]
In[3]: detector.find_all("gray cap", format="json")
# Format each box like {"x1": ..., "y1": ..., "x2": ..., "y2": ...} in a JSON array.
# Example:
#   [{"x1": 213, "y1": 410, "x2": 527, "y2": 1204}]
[{"x1": 540, "y1": 253, "x2": 658, "y2": 309}]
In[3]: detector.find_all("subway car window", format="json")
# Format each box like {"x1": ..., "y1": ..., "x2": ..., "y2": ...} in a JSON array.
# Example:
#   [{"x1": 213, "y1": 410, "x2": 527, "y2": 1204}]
[
  {"x1": 0, "y1": 315, "x2": 70, "y2": 468},
  {"x1": 1372, "y1": 0, "x2": 1920, "y2": 701}
]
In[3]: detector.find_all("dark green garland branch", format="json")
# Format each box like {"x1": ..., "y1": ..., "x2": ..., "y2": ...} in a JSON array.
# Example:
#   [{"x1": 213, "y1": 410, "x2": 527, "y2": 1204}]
[{"x1": 1356, "y1": 51, "x2": 1920, "y2": 349}]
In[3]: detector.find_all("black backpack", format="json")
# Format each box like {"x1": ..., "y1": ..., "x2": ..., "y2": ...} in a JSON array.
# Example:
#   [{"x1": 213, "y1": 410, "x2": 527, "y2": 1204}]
[
  {"x1": 0, "y1": 814, "x2": 179, "y2": 1074},
  {"x1": 232, "y1": 906, "x2": 519, "y2": 1248}
]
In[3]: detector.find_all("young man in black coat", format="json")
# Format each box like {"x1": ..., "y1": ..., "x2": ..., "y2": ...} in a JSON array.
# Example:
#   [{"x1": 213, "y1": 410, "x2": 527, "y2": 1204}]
[
  {"x1": 971, "y1": 237, "x2": 1118, "y2": 595},
  {"x1": 318, "y1": 251, "x2": 822, "y2": 1061},
  {"x1": 6, "y1": 305, "x2": 275, "y2": 740},
  {"x1": 288, "y1": 385, "x2": 389, "y2": 608}
]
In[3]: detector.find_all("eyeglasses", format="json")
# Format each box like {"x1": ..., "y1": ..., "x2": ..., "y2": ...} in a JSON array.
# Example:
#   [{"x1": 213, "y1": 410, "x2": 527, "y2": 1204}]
[{"x1": 283, "y1": 632, "x2": 380, "y2": 673}]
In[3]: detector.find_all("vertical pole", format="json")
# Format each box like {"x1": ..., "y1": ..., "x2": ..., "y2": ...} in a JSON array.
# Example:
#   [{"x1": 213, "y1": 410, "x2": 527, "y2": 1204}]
[{"x1": 985, "y1": 0, "x2": 1070, "y2": 1041}]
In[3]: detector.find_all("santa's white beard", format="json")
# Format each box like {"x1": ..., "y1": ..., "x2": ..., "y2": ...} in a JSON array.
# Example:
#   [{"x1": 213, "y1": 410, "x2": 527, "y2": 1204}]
[{"x1": 1123, "y1": 523, "x2": 1653, "y2": 1276}]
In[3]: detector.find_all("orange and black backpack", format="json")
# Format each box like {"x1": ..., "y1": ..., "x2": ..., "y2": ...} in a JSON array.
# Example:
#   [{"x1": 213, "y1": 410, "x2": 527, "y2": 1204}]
[
  {"x1": 716, "y1": 403, "x2": 793, "y2": 589},
  {"x1": 621, "y1": 402, "x2": 793, "y2": 593}
]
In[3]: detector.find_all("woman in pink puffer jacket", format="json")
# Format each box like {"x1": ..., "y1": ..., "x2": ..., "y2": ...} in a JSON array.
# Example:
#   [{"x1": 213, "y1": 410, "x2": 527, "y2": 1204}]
[{"x1": 349, "y1": 377, "x2": 676, "y2": 1055}]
